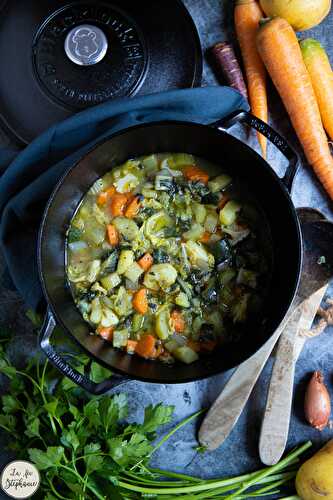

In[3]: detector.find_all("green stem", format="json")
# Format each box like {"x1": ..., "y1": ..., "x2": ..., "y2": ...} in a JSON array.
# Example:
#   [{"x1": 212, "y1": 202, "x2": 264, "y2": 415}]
[
  {"x1": 54, "y1": 416, "x2": 64, "y2": 430},
  {"x1": 47, "y1": 478, "x2": 68, "y2": 500},
  {"x1": 81, "y1": 472, "x2": 89, "y2": 498},
  {"x1": 38, "y1": 360, "x2": 58, "y2": 435},
  {"x1": 0, "y1": 424, "x2": 16, "y2": 434},
  {"x1": 197, "y1": 472, "x2": 296, "y2": 499},
  {"x1": 74, "y1": 452, "x2": 108, "y2": 463},
  {"x1": 152, "y1": 408, "x2": 207, "y2": 454},
  {"x1": 16, "y1": 370, "x2": 43, "y2": 393},
  {"x1": 137, "y1": 463, "x2": 153, "y2": 476},
  {"x1": 36, "y1": 358, "x2": 40, "y2": 381},
  {"x1": 120, "y1": 472, "x2": 191, "y2": 487},
  {"x1": 58, "y1": 465, "x2": 105, "y2": 500},
  {"x1": 118, "y1": 453, "x2": 306, "y2": 497},
  {"x1": 223, "y1": 442, "x2": 312, "y2": 500},
  {"x1": 128, "y1": 409, "x2": 206, "y2": 475},
  {"x1": 117, "y1": 476, "x2": 254, "y2": 495},
  {"x1": 40, "y1": 359, "x2": 48, "y2": 392},
  {"x1": 148, "y1": 467, "x2": 204, "y2": 483}
]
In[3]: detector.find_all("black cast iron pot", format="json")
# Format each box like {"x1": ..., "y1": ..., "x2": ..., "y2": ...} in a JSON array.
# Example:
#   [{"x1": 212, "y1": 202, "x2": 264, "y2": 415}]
[{"x1": 38, "y1": 111, "x2": 302, "y2": 394}]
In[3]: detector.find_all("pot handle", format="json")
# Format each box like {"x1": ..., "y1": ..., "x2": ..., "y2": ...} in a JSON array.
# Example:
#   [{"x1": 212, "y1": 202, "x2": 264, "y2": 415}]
[
  {"x1": 211, "y1": 110, "x2": 299, "y2": 192},
  {"x1": 39, "y1": 308, "x2": 129, "y2": 395}
]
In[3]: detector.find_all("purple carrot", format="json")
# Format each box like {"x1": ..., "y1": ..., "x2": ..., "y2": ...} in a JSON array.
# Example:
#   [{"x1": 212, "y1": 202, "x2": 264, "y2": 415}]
[{"x1": 211, "y1": 41, "x2": 248, "y2": 99}]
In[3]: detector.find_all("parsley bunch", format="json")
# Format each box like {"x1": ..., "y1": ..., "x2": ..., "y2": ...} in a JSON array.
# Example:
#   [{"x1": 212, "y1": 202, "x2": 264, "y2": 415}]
[{"x1": 0, "y1": 315, "x2": 311, "y2": 499}]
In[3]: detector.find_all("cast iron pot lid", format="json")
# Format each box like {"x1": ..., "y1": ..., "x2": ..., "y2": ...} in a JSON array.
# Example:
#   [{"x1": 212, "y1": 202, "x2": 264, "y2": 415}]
[{"x1": 0, "y1": 0, "x2": 202, "y2": 145}]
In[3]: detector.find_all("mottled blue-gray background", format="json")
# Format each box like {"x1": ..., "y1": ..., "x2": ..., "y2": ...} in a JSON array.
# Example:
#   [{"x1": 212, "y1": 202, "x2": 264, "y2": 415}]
[{"x1": 1, "y1": 1, "x2": 333, "y2": 498}]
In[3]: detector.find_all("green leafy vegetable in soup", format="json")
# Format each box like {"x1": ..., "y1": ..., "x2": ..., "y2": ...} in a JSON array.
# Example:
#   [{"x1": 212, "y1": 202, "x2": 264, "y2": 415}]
[{"x1": 67, "y1": 153, "x2": 271, "y2": 364}]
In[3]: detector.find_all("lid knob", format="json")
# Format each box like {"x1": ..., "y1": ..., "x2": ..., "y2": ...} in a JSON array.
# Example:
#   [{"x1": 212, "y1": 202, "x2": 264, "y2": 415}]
[{"x1": 64, "y1": 24, "x2": 108, "y2": 66}]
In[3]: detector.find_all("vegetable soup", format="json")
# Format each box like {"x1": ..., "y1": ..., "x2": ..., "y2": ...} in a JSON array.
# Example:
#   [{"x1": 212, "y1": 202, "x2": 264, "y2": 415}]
[{"x1": 66, "y1": 153, "x2": 272, "y2": 364}]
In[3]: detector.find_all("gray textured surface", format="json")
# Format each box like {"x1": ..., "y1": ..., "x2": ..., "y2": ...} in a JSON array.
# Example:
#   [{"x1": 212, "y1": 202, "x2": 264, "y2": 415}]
[{"x1": 1, "y1": 1, "x2": 333, "y2": 497}]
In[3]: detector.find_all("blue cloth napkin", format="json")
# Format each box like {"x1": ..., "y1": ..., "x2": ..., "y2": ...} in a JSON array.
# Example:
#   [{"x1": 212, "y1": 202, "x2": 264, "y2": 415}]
[{"x1": 0, "y1": 87, "x2": 248, "y2": 308}]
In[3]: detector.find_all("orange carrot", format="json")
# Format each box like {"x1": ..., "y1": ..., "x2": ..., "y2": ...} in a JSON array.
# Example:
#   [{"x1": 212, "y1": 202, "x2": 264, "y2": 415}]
[
  {"x1": 135, "y1": 334, "x2": 157, "y2": 358},
  {"x1": 109, "y1": 193, "x2": 128, "y2": 217},
  {"x1": 97, "y1": 192, "x2": 108, "y2": 206},
  {"x1": 137, "y1": 253, "x2": 154, "y2": 271},
  {"x1": 97, "y1": 326, "x2": 114, "y2": 341},
  {"x1": 97, "y1": 186, "x2": 116, "y2": 206},
  {"x1": 218, "y1": 194, "x2": 229, "y2": 209},
  {"x1": 183, "y1": 165, "x2": 209, "y2": 184},
  {"x1": 124, "y1": 192, "x2": 135, "y2": 201},
  {"x1": 187, "y1": 338, "x2": 217, "y2": 352},
  {"x1": 171, "y1": 310, "x2": 186, "y2": 333},
  {"x1": 126, "y1": 340, "x2": 138, "y2": 354},
  {"x1": 106, "y1": 224, "x2": 119, "y2": 246},
  {"x1": 235, "y1": 0, "x2": 267, "y2": 158},
  {"x1": 301, "y1": 39, "x2": 333, "y2": 142},
  {"x1": 124, "y1": 195, "x2": 141, "y2": 218},
  {"x1": 257, "y1": 18, "x2": 333, "y2": 200},
  {"x1": 187, "y1": 340, "x2": 200, "y2": 352},
  {"x1": 132, "y1": 288, "x2": 148, "y2": 314},
  {"x1": 199, "y1": 231, "x2": 211, "y2": 244},
  {"x1": 200, "y1": 340, "x2": 217, "y2": 352}
]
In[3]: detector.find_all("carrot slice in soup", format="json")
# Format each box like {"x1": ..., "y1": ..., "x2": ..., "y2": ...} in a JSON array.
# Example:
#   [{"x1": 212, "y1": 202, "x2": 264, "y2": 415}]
[
  {"x1": 137, "y1": 253, "x2": 153, "y2": 271},
  {"x1": 132, "y1": 288, "x2": 148, "y2": 314},
  {"x1": 171, "y1": 310, "x2": 186, "y2": 333},
  {"x1": 126, "y1": 340, "x2": 138, "y2": 353},
  {"x1": 97, "y1": 326, "x2": 114, "y2": 341},
  {"x1": 125, "y1": 195, "x2": 141, "y2": 218},
  {"x1": 199, "y1": 231, "x2": 211, "y2": 244},
  {"x1": 183, "y1": 165, "x2": 209, "y2": 184},
  {"x1": 135, "y1": 334, "x2": 157, "y2": 358},
  {"x1": 106, "y1": 224, "x2": 119, "y2": 246},
  {"x1": 97, "y1": 186, "x2": 116, "y2": 206},
  {"x1": 110, "y1": 193, "x2": 128, "y2": 217}
]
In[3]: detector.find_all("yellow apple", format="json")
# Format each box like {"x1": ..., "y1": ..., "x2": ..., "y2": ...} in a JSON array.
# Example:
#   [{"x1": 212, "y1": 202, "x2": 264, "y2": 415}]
[{"x1": 259, "y1": 0, "x2": 331, "y2": 31}]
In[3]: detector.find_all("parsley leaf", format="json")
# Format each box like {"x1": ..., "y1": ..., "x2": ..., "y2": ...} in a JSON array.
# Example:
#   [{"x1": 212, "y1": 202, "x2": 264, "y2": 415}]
[
  {"x1": 0, "y1": 358, "x2": 16, "y2": 377},
  {"x1": 2, "y1": 395, "x2": 20, "y2": 414},
  {"x1": 90, "y1": 476, "x2": 125, "y2": 500},
  {"x1": 0, "y1": 414, "x2": 16, "y2": 432},
  {"x1": 99, "y1": 393, "x2": 128, "y2": 434},
  {"x1": 29, "y1": 446, "x2": 65, "y2": 470},
  {"x1": 61, "y1": 424, "x2": 80, "y2": 452},
  {"x1": 84, "y1": 443, "x2": 104, "y2": 474},
  {"x1": 26, "y1": 309, "x2": 44, "y2": 328},
  {"x1": 108, "y1": 433, "x2": 152, "y2": 467},
  {"x1": 24, "y1": 416, "x2": 40, "y2": 439},
  {"x1": 90, "y1": 361, "x2": 113, "y2": 383},
  {"x1": 140, "y1": 403, "x2": 175, "y2": 434},
  {"x1": 83, "y1": 399, "x2": 101, "y2": 429}
]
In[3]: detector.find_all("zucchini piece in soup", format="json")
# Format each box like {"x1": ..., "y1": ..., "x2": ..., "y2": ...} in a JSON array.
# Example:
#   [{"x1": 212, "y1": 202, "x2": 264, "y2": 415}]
[
  {"x1": 208, "y1": 174, "x2": 232, "y2": 193},
  {"x1": 156, "y1": 308, "x2": 172, "y2": 340},
  {"x1": 113, "y1": 217, "x2": 139, "y2": 241},
  {"x1": 100, "y1": 272, "x2": 121, "y2": 292},
  {"x1": 219, "y1": 200, "x2": 241, "y2": 226},
  {"x1": 117, "y1": 250, "x2": 135, "y2": 274},
  {"x1": 144, "y1": 264, "x2": 178, "y2": 291},
  {"x1": 173, "y1": 346, "x2": 199, "y2": 364}
]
